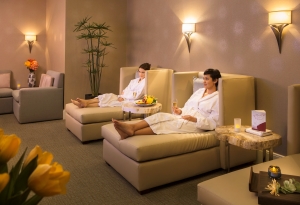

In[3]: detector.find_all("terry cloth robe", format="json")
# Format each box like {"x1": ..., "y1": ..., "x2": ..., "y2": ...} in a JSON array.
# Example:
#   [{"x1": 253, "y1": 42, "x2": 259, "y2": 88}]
[
  {"x1": 144, "y1": 88, "x2": 219, "y2": 134},
  {"x1": 97, "y1": 78, "x2": 145, "y2": 107}
]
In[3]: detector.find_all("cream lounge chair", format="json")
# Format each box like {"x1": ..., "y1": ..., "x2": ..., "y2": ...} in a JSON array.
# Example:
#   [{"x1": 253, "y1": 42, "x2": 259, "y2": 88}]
[{"x1": 101, "y1": 71, "x2": 257, "y2": 193}]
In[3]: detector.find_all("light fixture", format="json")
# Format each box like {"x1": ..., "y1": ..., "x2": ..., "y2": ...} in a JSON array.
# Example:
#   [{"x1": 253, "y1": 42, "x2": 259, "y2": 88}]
[
  {"x1": 25, "y1": 35, "x2": 36, "y2": 53},
  {"x1": 182, "y1": 23, "x2": 195, "y2": 53},
  {"x1": 268, "y1": 11, "x2": 291, "y2": 53}
]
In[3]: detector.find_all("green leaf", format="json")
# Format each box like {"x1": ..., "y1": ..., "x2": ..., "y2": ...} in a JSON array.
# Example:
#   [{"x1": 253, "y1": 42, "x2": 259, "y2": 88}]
[
  {"x1": 0, "y1": 163, "x2": 8, "y2": 173},
  {"x1": 22, "y1": 194, "x2": 43, "y2": 205},
  {"x1": 14, "y1": 156, "x2": 38, "y2": 194},
  {"x1": 5, "y1": 148, "x2": 28, "y2": 201},
  {"x1": 6, "y1": 188, "x2": 31, "y2": 205}
]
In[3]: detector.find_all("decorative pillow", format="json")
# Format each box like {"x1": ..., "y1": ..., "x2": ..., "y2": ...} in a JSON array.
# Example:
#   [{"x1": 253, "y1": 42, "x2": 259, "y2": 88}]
[
  {"x1": 39, "y1": 74, "x2": 54, "y2": 87},
  {"x1": 193, "y1": 77, "x2": 204, "y2": 93},
  {"x1": 0, "y1": 73, "x2": 10, "y2": 88}
]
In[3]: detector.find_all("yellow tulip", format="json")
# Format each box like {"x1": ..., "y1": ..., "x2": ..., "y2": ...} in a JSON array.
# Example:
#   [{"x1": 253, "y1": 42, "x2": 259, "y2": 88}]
[
  {"x1": 23, "y1": 145, "x2": 53, "y2": 168},
  {"x1": 28, "y1": 163, "x2": 70, "y2": 197},
  {"x1": 0, "y1": 173, "x2": 9, "y2": 192},
  {"x1": 0, "y1": 134, "x2": 21, "y2": 164}
]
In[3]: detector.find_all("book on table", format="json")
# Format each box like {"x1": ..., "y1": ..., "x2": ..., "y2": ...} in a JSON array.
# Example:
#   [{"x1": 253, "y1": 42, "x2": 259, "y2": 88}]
[{"x1": 245, "y1": 127, "x2": 272, "y2": 137}]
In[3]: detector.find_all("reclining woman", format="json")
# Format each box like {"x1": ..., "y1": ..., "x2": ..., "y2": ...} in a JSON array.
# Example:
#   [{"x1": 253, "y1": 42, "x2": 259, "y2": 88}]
[
  {"x1": 71, "y1": 63, "x2": 151, "y2": 108},
  {"x1": 113, "y1": 68, "x2": 221, "y2": 139}
]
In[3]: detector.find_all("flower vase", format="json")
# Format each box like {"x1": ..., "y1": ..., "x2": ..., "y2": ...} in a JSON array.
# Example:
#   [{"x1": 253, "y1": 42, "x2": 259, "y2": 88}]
[{"x1": 28, "y1": 71, "x2": 36, "y2": 87}]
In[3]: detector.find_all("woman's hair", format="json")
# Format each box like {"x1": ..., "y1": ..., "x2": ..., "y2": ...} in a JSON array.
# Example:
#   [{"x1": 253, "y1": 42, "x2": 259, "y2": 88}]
[
  {"x1": 139, "y1": 63, "x2": 151, "y2": 70},
  {"x1": 204, "y1": 68, "x2": 222, "y2": 88}
]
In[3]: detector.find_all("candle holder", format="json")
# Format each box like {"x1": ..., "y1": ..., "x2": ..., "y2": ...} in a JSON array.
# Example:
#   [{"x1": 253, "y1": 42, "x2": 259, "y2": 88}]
[
  {"x1": 234, "y1": 118, "x2": 241, "y2": 132},
  {"x1": 268, "y1": 165, "x2": 281, "y2": 179}
]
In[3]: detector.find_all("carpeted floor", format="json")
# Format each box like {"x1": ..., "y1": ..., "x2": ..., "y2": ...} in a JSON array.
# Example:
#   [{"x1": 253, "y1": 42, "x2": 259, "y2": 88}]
[{"x1": 0, "y1": 114, "x2": 250, "y2": 205}]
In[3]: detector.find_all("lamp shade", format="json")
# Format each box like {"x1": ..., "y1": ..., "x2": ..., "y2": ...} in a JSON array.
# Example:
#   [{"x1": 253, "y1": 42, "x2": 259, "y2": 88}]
[
  {"x1": 182, "y1": 23, "x2": 195, "y2": 33},
  {"x1": 269, "y1": 11, "x2": 291, "y2": 25},
  {"x1": 25, "y1": 35, "x2": 36, "y2": 41}
]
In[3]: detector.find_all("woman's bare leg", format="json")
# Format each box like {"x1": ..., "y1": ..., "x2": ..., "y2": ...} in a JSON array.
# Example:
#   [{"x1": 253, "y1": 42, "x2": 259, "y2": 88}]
[
  {"x1": 71, "y1": 98, "x2": 99, "y2": 108},
  {"x1": 112, "y1": 119, "x2": 155, "y2": 139}
]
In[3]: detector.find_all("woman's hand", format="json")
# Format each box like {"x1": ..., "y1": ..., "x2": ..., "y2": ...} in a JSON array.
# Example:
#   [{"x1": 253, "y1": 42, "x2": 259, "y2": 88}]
[
  {"x1": 181, "y1": 115, "x2": 197, "y2": 122},
  {"x1": 173, "y1": 107, "x2": 182, "y2": 115},
  {"x1": 118, "y1": 97, "x2": 124, "y2": 102}
]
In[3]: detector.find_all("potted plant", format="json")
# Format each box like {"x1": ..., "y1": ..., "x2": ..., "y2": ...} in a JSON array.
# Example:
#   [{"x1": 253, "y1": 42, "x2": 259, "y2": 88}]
[{"x1": 73, "y1": 16, "x2": 114, "y2": 99}]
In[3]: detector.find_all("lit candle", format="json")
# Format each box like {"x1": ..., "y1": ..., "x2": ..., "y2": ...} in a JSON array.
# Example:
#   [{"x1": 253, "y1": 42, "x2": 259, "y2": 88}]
[
  {"x1": 268, "y1": 166, "x2": 281, "y2": 179},
  {"x1": 234, "y1": 118, "x2": 241, "y2": 132},
  {"x1": 17, "y1": 84, "x2": 21, "y2": 90}
]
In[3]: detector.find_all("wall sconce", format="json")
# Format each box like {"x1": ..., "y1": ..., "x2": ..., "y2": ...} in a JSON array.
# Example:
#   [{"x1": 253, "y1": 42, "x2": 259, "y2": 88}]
[
  {"x1": 269, "y1": 11, "x2": 291, "y2": 53},
  {"x1": 25, "y1": 35, "x2": 36, "y2": 53},
  {"x1": 182, "y1": 23, "x2": 195, "y2": 53}
]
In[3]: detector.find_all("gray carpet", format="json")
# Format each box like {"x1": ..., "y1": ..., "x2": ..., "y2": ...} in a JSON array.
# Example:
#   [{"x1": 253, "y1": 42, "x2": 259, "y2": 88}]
[{"x1": 0, "y1": 114, "x2": 242, "y2": 205}]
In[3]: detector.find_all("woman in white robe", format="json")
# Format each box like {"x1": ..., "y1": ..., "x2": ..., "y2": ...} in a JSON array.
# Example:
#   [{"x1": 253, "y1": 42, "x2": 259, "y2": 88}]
[
  {"x1": 71, "y1": 63, "x2": 151, "y2": 108},
  {"x1": 112, "y1": 68, "x2": 222, "y2": 140}
]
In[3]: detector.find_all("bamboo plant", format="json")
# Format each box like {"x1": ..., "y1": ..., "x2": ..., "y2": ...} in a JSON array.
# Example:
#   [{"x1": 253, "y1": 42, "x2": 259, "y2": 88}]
[{"x1": 73, "y1": 16, "x2": 114, "y2": 97}]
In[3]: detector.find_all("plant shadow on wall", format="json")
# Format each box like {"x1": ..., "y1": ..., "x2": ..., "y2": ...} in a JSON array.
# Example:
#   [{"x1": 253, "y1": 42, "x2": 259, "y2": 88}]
[{"x1": 73, "y1": 16, "x2": 115, "y2": 99}]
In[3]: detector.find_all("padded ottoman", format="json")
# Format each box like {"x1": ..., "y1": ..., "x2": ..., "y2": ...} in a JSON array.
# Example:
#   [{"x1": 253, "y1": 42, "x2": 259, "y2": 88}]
[
  {"x1": 65, "y1": 103, "x2": 142, "y2": 142},
  {"x1": 102, "y1": 121, "x2": 222, "y2": 193}
]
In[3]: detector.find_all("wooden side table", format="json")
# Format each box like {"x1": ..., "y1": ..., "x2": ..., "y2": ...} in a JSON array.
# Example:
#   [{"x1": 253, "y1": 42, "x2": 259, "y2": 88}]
[
  {"x1": 215, "y1": 125, "x2": 282, "y2": 172},
  {"x1": 122, "y1": 102, "x2": 162, "y2": 121}
]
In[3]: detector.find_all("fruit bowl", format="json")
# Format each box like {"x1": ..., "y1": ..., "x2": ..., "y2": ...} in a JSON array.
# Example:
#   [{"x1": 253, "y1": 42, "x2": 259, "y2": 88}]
[{"x1": 134, "y1": 100, "x2": 156, "y2": 107}]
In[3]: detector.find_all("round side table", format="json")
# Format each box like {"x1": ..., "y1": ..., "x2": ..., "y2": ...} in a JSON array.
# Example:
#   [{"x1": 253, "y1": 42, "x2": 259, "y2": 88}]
[
  {"x1": 122, "y1": 102, "x2": 162, "y2": 121},
  {"x1": 215, "y1": 125, "x2": 282, "y2": 172}
]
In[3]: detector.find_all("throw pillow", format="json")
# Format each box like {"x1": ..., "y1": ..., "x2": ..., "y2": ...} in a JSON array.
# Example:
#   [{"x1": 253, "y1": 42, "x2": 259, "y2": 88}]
[
  {"x1": 39, "y1": 74, "x2": 54, "y2": 87},
  {"x1": 193, "y1": 77, "x2": 204, "y2": 93},
  {"x1": 0, "y1": 73, "x2": 10, "y2": 88}
]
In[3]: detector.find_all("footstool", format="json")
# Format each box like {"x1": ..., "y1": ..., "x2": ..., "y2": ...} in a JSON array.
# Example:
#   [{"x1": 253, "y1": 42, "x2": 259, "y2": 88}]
[{"x1": 65, "y1": 103, "x2": 142, "y2": 143}]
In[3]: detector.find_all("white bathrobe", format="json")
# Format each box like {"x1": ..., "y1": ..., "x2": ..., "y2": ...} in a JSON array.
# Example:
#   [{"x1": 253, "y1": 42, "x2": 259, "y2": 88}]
[
  {"x1": 97, "y1": 78, "x2": 145, "y2": 107},
  {"x1": 144, "y1": 88, "x2": 219, "y2": 134}
]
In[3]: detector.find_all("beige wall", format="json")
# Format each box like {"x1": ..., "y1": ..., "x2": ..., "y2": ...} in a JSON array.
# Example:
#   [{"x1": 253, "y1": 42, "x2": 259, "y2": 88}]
[
  {"x1": 46, "y1": 0, "x2": 66, "y2": 74},
  {"x1": 65, "y1": 0, "x2": 127, "y2": 104},
  {"x1": 126, "y1": 0, "x2": 300, "y2": 155},
  {"x1": 0, "y1": 0, "x2": 47, "y2": 89}
]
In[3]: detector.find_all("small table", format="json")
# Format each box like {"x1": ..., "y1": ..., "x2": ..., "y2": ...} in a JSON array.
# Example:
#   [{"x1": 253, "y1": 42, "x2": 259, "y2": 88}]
[
  {"x1": 122, "y1": 102, "x2": 162, "y2": 121},
  {"x1": 215, "y1": 125, "x2": 282, "y2": 172}
]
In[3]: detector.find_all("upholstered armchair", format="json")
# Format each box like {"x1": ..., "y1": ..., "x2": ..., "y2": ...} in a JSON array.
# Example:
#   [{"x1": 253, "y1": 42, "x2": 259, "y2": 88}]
[
  {"x1": 0, "y1": 70, "x2": 13, "y2": 114},
  {"x1": 12, "y1": 70, "x2": 64, "y2": 123}
]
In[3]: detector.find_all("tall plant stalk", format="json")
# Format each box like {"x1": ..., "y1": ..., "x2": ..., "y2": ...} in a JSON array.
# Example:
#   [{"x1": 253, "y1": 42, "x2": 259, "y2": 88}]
[{"x1": 73, "y1": 17, "x2": 114, "y2": 97}]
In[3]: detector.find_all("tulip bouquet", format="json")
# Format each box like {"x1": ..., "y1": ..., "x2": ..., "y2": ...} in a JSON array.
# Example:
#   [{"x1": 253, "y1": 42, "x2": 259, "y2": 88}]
[{"x1": 0, "y1": 128, "x2": 70, "y2": 205}]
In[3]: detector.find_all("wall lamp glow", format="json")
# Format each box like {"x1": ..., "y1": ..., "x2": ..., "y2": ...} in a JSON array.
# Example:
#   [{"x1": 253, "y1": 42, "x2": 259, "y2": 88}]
[
  {"x1": 182, "y1": 23, "x2": 195, "y2": 53},
  {"x1": 269, "y1": 11, "x2": 291, "y2": 53},
  {"x1": 25, "y1": 35, "x2": 36, "y2": 53}
]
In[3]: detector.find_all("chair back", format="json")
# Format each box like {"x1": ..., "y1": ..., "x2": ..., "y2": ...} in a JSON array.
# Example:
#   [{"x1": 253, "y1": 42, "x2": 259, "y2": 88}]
[{"x1": 46, "y1": 70, "x2": 64, "y2": 88}]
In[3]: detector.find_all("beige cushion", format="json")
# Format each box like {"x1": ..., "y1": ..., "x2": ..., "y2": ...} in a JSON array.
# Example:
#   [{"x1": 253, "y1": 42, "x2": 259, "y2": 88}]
[
  {"x1": 0, "y1": 73, "x2": 10, "y2": 88},
  {"x1": 102, "y1": 122, "x2": 220, "y2": 162},
  {"x1": 39, "y1": 74, "x2": 54, "y2": 87}
]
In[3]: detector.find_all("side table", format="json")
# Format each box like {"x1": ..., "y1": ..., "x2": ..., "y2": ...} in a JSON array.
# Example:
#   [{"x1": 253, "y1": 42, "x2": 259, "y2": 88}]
[
  {"x1": 215, "y1": 125, "x2": 282, "y2": 172},
  {"x1": 122, "y1": 102, "x2": 162, "y2": 121}
]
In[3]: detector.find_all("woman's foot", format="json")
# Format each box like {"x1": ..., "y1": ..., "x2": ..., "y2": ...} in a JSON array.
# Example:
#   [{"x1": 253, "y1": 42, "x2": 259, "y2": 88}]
[
  {"x1": 71, "y1": 99, "x2": 84, "y2": 108},
  {"x1": 112, "y1": 119, "x2": 134, "y2": 139},
  {"x1": 76, "y1": 98, "x2": 88, "y2": 108}
]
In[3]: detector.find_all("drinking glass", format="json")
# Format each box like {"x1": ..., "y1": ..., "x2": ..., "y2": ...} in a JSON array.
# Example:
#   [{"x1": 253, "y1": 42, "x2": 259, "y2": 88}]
[{"x1": 172, "y1": 99, "x2": 178, "y2": 114}]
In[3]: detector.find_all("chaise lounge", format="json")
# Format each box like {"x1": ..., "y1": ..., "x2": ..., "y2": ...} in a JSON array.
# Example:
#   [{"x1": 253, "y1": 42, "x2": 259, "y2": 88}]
[
  {"x1": 101, "y1": 71, "x2": 257, "y2": 193},
  {"x1": 65, "y1": 67, "x2": 173, "y2": 143}
]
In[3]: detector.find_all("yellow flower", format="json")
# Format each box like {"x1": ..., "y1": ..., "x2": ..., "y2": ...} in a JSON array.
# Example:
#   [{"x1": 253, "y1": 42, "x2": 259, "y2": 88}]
[
  {"x1": 24, "y1": 61, "x2": 30, "y2": 67},
  {"x1": 0, "y1": 173, "x2": 9, "y2": 192},
  {"x1": 23, "y1": 145, "x2": 53, "y2": 168},
  {"x1": 0, "y1": 133, "x2": 21, "y2": 164},
  {"x1": 28, "y1": 163, "x2": 70, "y2": 197}
]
